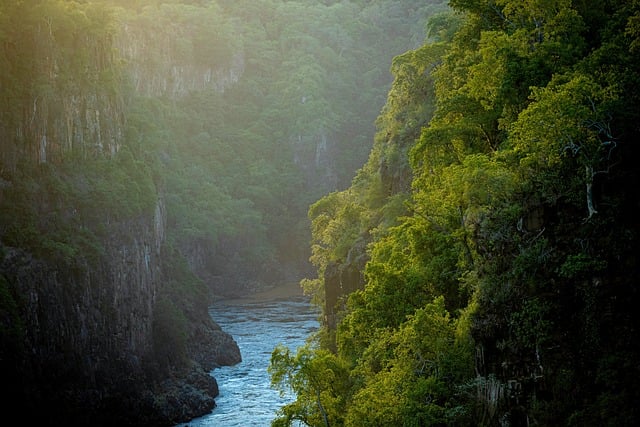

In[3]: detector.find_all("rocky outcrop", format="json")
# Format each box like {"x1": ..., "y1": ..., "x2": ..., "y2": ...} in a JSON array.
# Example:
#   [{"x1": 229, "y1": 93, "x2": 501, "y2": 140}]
[
  {"x1": 115, "y1": 6, "x2": 244, "y2": 100},
  {"x1": 0, "y1": 6, "x2": 126, "y2": 171},
  {"x1": 323, "y1": 237, "x2": 368, "y2": 332},
  {"x1": 0, "y1": 3, "x2": 243, "y2": 423},
  {"x1": 0, "y1": 196, "x2": 240, "y2": 425}
]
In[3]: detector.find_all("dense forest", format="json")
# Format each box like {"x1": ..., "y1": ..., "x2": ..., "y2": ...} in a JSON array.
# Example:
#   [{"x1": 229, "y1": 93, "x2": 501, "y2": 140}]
[
  {"x1": 0, "y1": 0, "x2": 449, "y2": 425},
  {"x1": 270, "y1": 0, "x2": 640, "y2": 426},
  {"x1": 0, "y1": 0, "x2": 445, "y2": 294},
  {"x1": 2, "y1": 0, "x2": 639, "y2": 425}
]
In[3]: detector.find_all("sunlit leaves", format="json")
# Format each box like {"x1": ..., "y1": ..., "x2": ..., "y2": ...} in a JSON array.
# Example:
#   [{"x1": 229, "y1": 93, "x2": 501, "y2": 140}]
[
  {"x1": 344, "y1": 297, "x2": 474, "y2": 426},
  {"x1": 413, "y1": 154, "x2": 516, "y2": 231},
  {"x1": 510, "y1": 73, "x2": 617, "y2": 168},
  {"x1": 269, "y1": 344, "x2": 351, "y2": 427},
  {"x1": 508, "y1": 72, "x2": 619, "y2": 217},
  {"x1": 308, "y1": 190, "x2": 365, "y2": 267},
  {"x1": 495, "y1": 0, "x2": 572, "y2": 27},
  {"x1": 288, "y1": 0, "x2": 640, "y2": 425}
]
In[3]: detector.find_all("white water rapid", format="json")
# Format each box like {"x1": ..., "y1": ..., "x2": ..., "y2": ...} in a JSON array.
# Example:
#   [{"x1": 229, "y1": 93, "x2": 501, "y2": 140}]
[{"x1": 178, "y1": 290, "x2": 319, "y2": 426}]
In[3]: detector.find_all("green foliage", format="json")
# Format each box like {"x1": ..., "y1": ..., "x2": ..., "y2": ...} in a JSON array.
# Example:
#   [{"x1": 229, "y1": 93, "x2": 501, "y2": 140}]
[
  {"x1": 292, "y1": 0, "x2": 640, "y2": 425},
  {"x1": 344, "y1": 298, "x2": 475, "y2": 426},
  {"x1": 558, "y1": 252, "x2": 607, "y2": 279},
  {"x1": 4, "y1": 0, "x2": 640, "y2": 425},
  {"x1": 308, "y1": 191, "x2": 365, "y2": 266},
  {"x1": 507, "y1": 297, "x2": 552, "y2": 351},
  {"x1": 0, "y1": 157, "x2": 157, "y2": 269},
  {"x1": 269, "y1": 344, "x2": 351, "y2": 427},
  {"x1": 104, "y1": 0, "x2": 450, "y2": 293}
]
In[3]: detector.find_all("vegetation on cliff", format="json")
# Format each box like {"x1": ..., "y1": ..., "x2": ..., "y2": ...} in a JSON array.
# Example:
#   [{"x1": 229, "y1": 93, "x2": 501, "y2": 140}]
[
  {"x1": 0, "y1": 0, "x2": 449, "y2": 424},
  {"x1": 114, "y1": 0, "x2": 449, "y2": 294},
  {"x1": 273, "y1": 1, "x2": 640, "y2": 425},
  {"x1": 6, "y1": 0, "x2": 638, "y2": 425}
]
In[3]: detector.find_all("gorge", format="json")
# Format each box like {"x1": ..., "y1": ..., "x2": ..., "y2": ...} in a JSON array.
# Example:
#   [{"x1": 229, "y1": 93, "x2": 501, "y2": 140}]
[
  {"x1": 177, "y1": 288, "x2": 319, "y2": 426},
  {"x1": 3, "y1": 1, "x2": 639, "y2": 426},
  {"x1": 0, "y1": 0, "x2": 442, "y2": 425}
]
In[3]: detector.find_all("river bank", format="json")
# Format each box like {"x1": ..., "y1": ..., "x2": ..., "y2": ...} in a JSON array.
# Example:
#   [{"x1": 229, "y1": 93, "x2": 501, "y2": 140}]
[{"x1": 177, "y1": 285, "x2": 318, "y2": 426}]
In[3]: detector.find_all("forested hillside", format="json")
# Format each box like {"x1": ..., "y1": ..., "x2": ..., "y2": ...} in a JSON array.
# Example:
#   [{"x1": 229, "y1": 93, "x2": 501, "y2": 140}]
[
  {"x1": 272, "y1": 1, "x2": 640, "y2": 426},
  {"x1": 0, "y1": 0, "x2": 447, "y2": 425},
  {"x1": 108, "y1": 0, "x2": 448, "y2": 295}
]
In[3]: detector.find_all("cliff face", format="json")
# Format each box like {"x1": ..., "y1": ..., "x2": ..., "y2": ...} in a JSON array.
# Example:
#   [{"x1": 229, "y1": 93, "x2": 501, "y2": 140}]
[
  {"x1": 1, "y1": 203, "x2": 163, "y2": 395},
  {"x1": 0, "y1": 2, "x2": 128, "y2": 171},
  {"x1": 114, "y1": 4, "x2": 244, "y2": 99},
  {"x1": 0, "y1": 2, "x2": 244, "y2": 171},
  {"x1": 0, "y1": 194, "x2": 239, "y2": 425},
  {"x1": 0, "y1": 2, "x2": 241, "y2": 425}
]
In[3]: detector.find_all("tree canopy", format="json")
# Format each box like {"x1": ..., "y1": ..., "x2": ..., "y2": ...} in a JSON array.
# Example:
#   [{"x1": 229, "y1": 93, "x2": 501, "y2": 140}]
[{"x1": 276, "y1": 0, "x2": 640, "y2": 425}]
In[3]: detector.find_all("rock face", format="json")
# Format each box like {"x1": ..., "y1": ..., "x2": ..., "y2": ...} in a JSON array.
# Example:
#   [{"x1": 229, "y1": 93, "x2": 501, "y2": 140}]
[
  {"x1": 114, "y1": 7, "x2": 244, "y2": 100},
  {"x1": 0, "y1": 198, "x2": 240, "y2": 426},
  {"x1": 0, "y1": 4, "x2": 243, "y2": 424}
]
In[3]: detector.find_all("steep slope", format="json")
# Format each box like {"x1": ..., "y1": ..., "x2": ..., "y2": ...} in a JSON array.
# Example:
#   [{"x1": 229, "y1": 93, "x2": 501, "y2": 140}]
[
  {"x1": 275, "y1": 1, "x2": 640, "y2": 425},
  {"x1": 0, "y1": 2, "x2": 240, "y2": 425}
]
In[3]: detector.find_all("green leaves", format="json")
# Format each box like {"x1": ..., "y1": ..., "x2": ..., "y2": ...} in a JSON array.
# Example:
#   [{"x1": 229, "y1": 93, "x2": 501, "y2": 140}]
[
  {"x1": 344, "y1": 297, "x2": 474, "y2": 426},
  {"x1": 510, "y1": 73, "x2": 617, "y2": 169},
  {"x1": 308, "y1": 190, "x2": 365, "y2": 266},
  {"x1": 269, "y1": 344, "x2": 351, "y2": 427},
  {"x1": 268, "y1": 298, "x2": 474, "y2": 427},
  {"x1": 291, "y1": 0, "x2": 640, "y2": 425},
  {"x1": 413, "y1": 154, "x2": 516, "y2": 231},
  {"x1": 508, "y1": 72, "x2": 619, "y2": 218}
]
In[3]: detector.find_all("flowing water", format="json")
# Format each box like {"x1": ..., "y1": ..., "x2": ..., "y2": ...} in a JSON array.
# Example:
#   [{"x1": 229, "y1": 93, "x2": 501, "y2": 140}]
[{"x1": 177, "y1": 292, "x2": 319, "y2": 427}]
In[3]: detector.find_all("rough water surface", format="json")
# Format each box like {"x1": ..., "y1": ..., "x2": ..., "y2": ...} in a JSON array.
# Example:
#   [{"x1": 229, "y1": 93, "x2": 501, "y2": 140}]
[{"x1": 178, "y1": 285, "x2": 319, "y2": 427}]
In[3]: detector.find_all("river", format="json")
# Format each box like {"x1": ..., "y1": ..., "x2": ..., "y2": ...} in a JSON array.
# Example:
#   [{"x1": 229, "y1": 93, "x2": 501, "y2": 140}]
[{"x1": 177, "y1": 287, "x2": 319, "y2": 427}]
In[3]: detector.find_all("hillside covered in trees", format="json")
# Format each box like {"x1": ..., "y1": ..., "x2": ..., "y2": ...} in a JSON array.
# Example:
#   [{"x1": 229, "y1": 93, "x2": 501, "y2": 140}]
[
  {"x1": 271, "y1": 0, "x2": 640, "y2": 426},
  {"x1": 0, "y1": 0, "x2": 449, "y2": 425}
]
